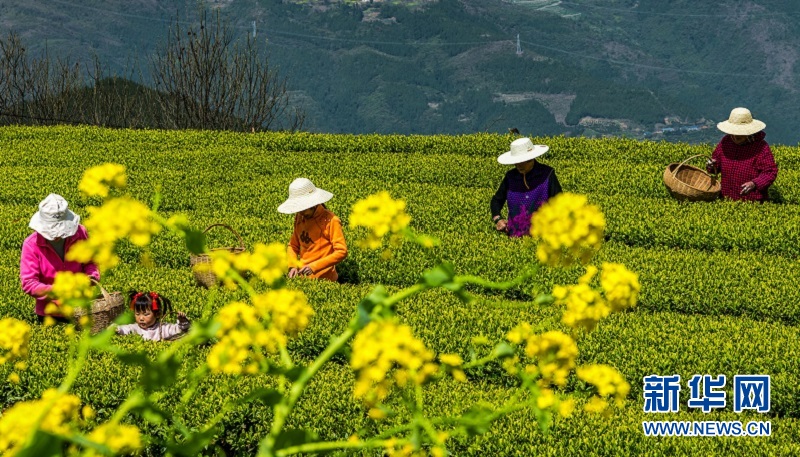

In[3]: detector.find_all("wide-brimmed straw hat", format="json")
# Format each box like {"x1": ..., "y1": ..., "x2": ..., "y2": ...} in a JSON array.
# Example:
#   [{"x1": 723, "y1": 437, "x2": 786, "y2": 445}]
[
  {"x1": 717, "y1": 107, "x2": 766, "y2": 136},
  {"x1": 497, "y1": 137, "x2": 549, "y2": 165},
  {"x1": 277, "y1": 178, "x2": 333, "y2": 214},
  {"x1": 29, "y1": 194, "x2": 80, "y2": 240}
]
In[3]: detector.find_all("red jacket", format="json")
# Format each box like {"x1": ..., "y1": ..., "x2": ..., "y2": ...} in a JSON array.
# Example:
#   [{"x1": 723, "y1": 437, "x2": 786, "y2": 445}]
[{"x1": 711, "y1": 131, "x2": 777, "y2": 201}]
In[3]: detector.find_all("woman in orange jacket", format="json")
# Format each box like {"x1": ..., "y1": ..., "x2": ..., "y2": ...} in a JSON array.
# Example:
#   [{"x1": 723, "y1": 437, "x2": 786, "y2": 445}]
[{"x1": 278, "y1": 178, "x2": 348, "y2": 282}]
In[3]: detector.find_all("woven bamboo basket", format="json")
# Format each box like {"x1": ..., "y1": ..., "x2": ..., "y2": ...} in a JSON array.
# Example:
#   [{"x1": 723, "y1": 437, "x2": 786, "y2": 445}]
[
  {"x1": 190, "y1": 224, "x2": 246, "y2": 288},
  {"x1": 73, "y1": 285, "x2": 125, "y2": 333},
  {"x1": 663, "y1": 154, "x2": 721, "y2": 202}
]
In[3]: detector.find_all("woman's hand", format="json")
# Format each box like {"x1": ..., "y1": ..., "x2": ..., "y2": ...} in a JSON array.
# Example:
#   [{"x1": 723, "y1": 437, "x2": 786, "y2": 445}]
[
  {"x1": 740, "y1": 181, "x2": 757, "y2": 195},
  {"x1": 288, "y1": 267, "x2": 299, "y2": 278},
  {"x1": 706, "y1": 158, "x2": 718, "y2": 174},
  {"x1": 495, "y1": 219, "x2": 507, "y2": 232},
  {"x1": 299, "y1": 266, "x2": 314, "y2": 276}
]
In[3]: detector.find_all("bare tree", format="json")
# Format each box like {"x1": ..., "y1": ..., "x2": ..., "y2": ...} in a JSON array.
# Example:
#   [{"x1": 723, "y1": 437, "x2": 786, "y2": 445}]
[
  {"x1": 0, "y1": 32, "x2": 85, "y2": 126},
  {"x1": 150, "y1": 10, "x2": 303, "y2": 132}
]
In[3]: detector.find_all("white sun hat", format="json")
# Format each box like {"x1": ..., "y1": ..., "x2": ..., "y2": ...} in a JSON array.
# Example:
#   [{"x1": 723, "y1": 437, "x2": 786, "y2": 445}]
[
  {"x1": 497, "y1": 137, "x2": 550, "y2": 165},
  {"x1": 29, "y1": 194, "x2": 81, "y2": 240},
  {"x1": 277, "y1": 178, "x2": 334, "y2": 214},
  {"x1": 717, "y1": 107, "x2": 766, "y2": 136}
]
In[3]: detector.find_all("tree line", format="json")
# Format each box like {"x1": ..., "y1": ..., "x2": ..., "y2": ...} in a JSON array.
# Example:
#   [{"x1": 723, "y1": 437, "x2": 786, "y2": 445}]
[{"x1": 0, "y1": 10, "x2": 304, "y2": 133}]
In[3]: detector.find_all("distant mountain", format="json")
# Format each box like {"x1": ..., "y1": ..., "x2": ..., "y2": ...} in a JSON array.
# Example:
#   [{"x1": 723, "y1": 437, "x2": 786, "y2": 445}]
[{"x1": 1, "y1": 0, "x2": 799, "y2": 144}]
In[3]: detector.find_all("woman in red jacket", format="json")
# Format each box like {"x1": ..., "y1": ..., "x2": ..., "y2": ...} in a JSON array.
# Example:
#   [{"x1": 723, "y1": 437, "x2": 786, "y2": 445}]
[{"x1": 706, "y1": 107, "x2": 778, "y2": 202}]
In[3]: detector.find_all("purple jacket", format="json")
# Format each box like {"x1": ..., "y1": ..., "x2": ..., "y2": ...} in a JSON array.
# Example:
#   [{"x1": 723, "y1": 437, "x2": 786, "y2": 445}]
[{"x1": 20, "y1": 225, "x2": 100, "y2": 316}]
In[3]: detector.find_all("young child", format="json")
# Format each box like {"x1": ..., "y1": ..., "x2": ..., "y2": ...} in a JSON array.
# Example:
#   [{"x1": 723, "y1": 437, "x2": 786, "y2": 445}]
[
  {"x1": 278, "y1": 178, "x2": 348, "y2": 282},
  {"x1": 115, "y1": 291, "x2": 190, "y2": 341}
]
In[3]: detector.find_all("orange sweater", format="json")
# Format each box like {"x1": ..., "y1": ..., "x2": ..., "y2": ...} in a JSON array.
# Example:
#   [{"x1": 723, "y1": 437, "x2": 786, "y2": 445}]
[{"x1": 287, "y1": 206, "x2": 348, "y2": 281}]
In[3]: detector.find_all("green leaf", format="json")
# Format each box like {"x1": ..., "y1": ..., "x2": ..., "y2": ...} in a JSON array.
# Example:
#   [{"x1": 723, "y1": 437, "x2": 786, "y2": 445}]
[
  {"x1": 354, "y1": 286, "x2": 388, "y2": 329},
  {"x1": 422, "y1": 262, "x2": 455, "y2": 287},
  {"x1": 88, "y1": 326, "x2": 117, "y2": 349},
  {"x1": 460, "y1": 406, "x2": 495, "y2": 436},
  {"x1": 185, "y1": 229, "x2": 206, "y2": 255},
  {"x1": 242, "y1": 388, "x2": 283, "y2": 407},
  {"x1": 533, "y1": 294, "x2": 555, "y2": 306},
  {"x1": 16, "y1": 430, "x2": 63, "y2": 457},
  {"x1": 273, "y1": 428, "x2": 319, "y2": 451},
  {"x1": 168, "y1": 426, "x2": 220, "y2": 457},
  {"x1": 492, "y1": 342, "x2": 515, "y2": 359},
  {"x1": 284, "y1": 366, "x2": 306, "y2": 382}
]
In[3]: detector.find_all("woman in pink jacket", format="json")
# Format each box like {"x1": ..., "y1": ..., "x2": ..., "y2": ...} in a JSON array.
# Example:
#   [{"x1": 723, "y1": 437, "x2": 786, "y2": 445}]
[{"x1": 20, "y1": 194, "x2": 100, "y2": 323}]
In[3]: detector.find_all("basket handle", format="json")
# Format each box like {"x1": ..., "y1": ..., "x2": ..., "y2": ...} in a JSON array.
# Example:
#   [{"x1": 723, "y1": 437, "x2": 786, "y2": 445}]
[
  {"x1": 202, "y1": 224, "x2": 246, "y2": 250},
  {"x1": 89, "y1": 277, "x2": 113, "y2": 303},
  {"x1": 672, "y1": 154, "x2": 714, "y2": 179}
]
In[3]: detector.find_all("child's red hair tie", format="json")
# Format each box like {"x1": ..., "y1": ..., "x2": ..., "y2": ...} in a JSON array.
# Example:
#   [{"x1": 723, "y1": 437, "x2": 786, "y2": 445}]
[
  {"x1": 130, "y1": 292, "x2": 143, "y2": 310},
  {"x1": 149, "y1": 292, "x2": 159, "y2": 310}
]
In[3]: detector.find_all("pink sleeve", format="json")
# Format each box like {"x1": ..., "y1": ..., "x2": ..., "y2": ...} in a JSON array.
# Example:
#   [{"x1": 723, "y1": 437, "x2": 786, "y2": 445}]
[
  {"x1": 20, "y1": 241, "x2": 51, "y2": 299},
  {"x1": 752, "y1": 145, "x2": 778, "y2": 190}
]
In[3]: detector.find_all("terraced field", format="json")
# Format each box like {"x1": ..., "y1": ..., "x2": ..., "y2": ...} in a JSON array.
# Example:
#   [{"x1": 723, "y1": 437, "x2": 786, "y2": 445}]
[{"x1": 1, "y1": 126, "x2": 797, "y2": 455}]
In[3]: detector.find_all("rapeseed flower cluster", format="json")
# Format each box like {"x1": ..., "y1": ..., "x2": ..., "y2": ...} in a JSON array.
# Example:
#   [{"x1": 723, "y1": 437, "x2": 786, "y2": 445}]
[
  {"x1": 0, "y1": 389, "x2": 82, "y2": 456},
  {"x1": 524, "y1": 331, "x2": 579, "y2": 387},
  {"x1": 349, "y1": 192, "x2": 411, "y2": 249},
  {"x1": 600, "y1": 262, "x2": 640, "y2": 312},
  {"x1": 530, "y1": 193, "x2": 605, "y2": 267},
  {"x1": 67, "y1": 197, "x2": 160, "y2": 271},
  {"x1": 0, "y1": 318, "x2": 31, "y2": 366},
  {"x1": 85, "y1": 422, "x2": 142, "y2": 456},
  {"x1": 78, "y1": 163, "x2": 127, "y2": 198},
  {"x1": 577, "y1": 364, "x2": 630, "y2": 413},
  {"x1": 50, "y1": 271, "x2": 94, "y2": 305},
  {"x1": 207, "y1": 291, "x2": 311, "y2": 375},
  {"x1": 553, "y1": 263, "x2": 639, "y2": 332},
  {"x1": 233, "y1": 243, "x2": 288, "y2": 285},
  {"x1": 351, "y1": 320, "x2": 437, "y2": 407},
  {"x1": 252, "y1": 289, "x2": 313, "y2": 337},
  {"x1": 553, "y1": 266, "x2": 609, "y2": 332},
  {"x1": 195, "y1": 242, "x2": 288, "y2": 289},
  {"x1": 207, "y1": 301, "x2": 279, "y2": 375}
]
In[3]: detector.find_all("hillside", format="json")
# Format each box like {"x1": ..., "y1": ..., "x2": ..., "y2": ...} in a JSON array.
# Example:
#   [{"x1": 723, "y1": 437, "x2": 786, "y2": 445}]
[{"x1": 1, "y1": 0, "x2": 799, "y2": 144}]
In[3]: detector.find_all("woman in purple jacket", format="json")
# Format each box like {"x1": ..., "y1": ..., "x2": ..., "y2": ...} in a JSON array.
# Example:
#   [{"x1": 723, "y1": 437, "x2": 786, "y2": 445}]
[
  {"x1": 491, "y1": 137, "x2": 562, "y2": 237},
  {"x1": 20, "y1": 194, "x2": 100, "y2": 323}
]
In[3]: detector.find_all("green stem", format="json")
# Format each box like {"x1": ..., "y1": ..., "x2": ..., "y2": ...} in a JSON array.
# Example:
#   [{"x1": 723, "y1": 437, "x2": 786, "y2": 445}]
[
  {"x1": 259, "y1": 281, "x2": 430, "y2": 457},
  {"x1": 455, "y1": 265, "x2": 538, "y2": 291},
  {"x1": 257, "y1": 327, "x2": 356, "y2": 457},
  {"x1": 276, "y1": 438, "x2": 399, "y2": 456},
  {"x1": 21, "y1": 329, "x2": 92, "y2": 452}
]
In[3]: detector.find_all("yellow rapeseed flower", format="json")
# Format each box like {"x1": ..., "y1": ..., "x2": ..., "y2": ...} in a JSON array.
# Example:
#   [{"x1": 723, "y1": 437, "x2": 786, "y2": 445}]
[
  {"x1": 78, "y1": 163, "x2": 127, "y2": 198},
  {"x1": 351, "y1": 320, "x2": 435, "y2": 407},
  {"x1": 86, "y1": 422, "x2": 142, "y2": 456},
  {"x1": 577, "y1": 364, "x2": 630, "y2": 412},
  {"x1": 0, "y1": 389, "x2": 81, "y2": 455},
  {"x1": 66, "y1": 197, "x2": 160, "y2": 271},
  {"x1": 530, "y1": 193, "x2": 605, "y2": 267},
  {"x1": 349, "y1": 192, "x2": 411, "y2": 250},
  {"x1": 525, "y1": 331, "x2": 579, "y2": 386},
  {"x1": 553, "y1": 267, "x2": 610, "y2": 332},
  {"x1": 0, "y1": 318, "x2": 31, "y2": 366},
  {"x1": 600, "y1": 263, "x2": 641, "y2": 312},
  {"x1": 252, "y1": 290, "x2": 313, "y2": 337},
  {"x1": 50, "y1": 271, "x2": 94, "y2": 305}
]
